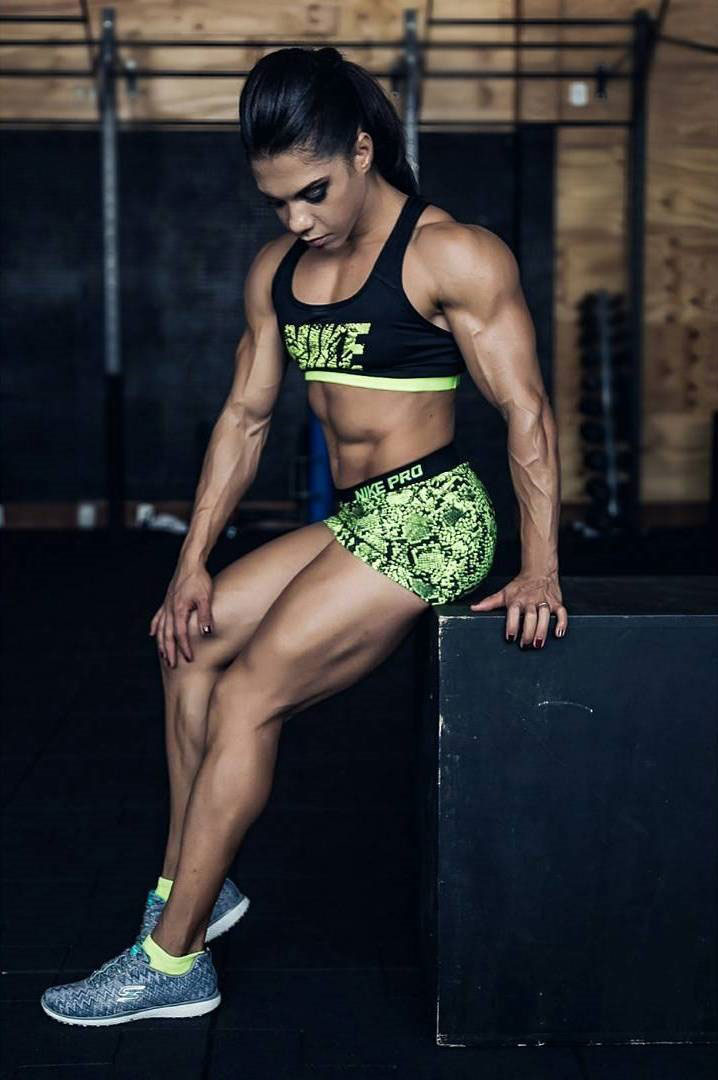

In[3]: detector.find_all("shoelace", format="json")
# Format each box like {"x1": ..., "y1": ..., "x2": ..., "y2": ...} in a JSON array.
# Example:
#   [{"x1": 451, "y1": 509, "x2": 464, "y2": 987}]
[
  {"x1": 78, "y1": 893, "x2": 172, "y2": 986},
  {"x1": 138, "y1": 890, "x2": 165, "y2": 933},
  {"x1": 84, "y1": 944, "x2": 145, "y2": 984}
]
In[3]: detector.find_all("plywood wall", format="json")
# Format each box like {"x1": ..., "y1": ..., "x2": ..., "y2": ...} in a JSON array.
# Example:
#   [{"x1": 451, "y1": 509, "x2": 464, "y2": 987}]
[
  {"x1": 2, "y1": 0, "x2": 716, "y2": 505},
  {"x1": 551, "y1": 0, "x2": 718, "y2": 504}
]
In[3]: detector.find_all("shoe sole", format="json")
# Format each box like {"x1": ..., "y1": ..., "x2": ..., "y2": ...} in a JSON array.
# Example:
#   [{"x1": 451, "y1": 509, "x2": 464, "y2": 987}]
[
  {"x1": 205, "y1": 894, "x2": 251, "y2": 943},
  {"x1": 40, "y1": 992, "x2": 221, "y2": 1026}
]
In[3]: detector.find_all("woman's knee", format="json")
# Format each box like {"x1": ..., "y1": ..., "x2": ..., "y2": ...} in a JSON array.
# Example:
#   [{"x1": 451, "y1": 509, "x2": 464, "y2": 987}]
[{"x1": 204, "y1": 660, "x2": 286, "y2": 747}]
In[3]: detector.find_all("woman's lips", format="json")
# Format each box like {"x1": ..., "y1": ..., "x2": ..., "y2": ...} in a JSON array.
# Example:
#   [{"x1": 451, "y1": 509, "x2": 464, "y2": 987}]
[{"x1": 306, "y1": 234, "x2": 330, "y2": 247}]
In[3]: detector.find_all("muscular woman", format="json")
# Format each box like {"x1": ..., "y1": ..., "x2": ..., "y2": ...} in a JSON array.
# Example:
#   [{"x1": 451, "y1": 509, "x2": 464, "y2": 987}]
[{"x1": 42, "y1": 44, "x2": 567, "y2": 1025}]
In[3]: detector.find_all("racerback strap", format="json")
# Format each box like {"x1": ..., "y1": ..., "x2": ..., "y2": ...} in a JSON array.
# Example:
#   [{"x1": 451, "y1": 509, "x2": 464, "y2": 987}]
[{"x1": 371, "y1": 194, "x2": 429, "y2": 290}]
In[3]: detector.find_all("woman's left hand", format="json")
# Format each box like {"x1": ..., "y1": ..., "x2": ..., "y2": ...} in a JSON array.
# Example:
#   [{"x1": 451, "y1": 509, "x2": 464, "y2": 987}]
[{"x1": 468, "y1": 571, "x2": 568, "y2": 648}]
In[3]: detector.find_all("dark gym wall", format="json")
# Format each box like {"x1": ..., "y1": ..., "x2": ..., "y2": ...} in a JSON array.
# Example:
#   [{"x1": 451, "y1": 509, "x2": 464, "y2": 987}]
[
  {"x1": 0, "y1": 131, "x2": 104, "y2": 501},
  {"x1": 1, "y1": 127, "x2": 554, "y2": 536}
]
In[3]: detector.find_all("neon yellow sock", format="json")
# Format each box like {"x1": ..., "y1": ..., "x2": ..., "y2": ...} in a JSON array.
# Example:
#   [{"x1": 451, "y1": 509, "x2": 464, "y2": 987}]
[
  {"x1": 155, "y1": 875, "x2": 173, "y2": 901},
  {"x1": 141, "y1": 932, "x2": 203, "y2": 975}
]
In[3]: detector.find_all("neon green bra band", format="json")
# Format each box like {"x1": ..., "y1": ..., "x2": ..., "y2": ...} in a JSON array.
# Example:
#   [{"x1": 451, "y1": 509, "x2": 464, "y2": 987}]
[{"x1": 304, "y1": 371, "x2": 461, "y2": 392}]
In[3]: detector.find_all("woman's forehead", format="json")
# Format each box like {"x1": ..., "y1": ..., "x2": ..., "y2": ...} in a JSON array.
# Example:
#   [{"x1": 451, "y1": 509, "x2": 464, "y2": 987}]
[{"x1": 252, "y1": 151, "x2": 339, "y2": 193}]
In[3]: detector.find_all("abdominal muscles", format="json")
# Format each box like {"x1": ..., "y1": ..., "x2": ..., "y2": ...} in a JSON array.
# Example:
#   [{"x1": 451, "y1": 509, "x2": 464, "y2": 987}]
[{"x1": 307, "y1": 381, "x2": 456, "y2": 488}]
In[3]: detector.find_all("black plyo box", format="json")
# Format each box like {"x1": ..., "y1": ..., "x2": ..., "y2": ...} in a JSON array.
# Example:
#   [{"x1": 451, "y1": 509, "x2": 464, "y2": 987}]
[{"x1": 418, "y1": 576, "x2": 718, "y2": 1047}]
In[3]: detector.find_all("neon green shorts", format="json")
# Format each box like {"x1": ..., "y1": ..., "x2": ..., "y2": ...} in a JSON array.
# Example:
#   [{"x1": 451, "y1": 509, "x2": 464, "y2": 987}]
[{"x1": 322, "y1": 441, "x2": 497, "y2": 606}]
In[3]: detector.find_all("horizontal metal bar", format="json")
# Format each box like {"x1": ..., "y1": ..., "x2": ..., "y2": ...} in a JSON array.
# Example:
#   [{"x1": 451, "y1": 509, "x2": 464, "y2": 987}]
[
  {"x1": 418, "y1": 119, "x2": 631, "y2": 127},
  {"x1": 428, "y1": 18, "x2": 636, "y2": 26},
  {"x1": 0, "y1": 37, "x2": 631, "y2": 50},
  {"x1": 660, "y1": 34, "x2": 718, "y2": 55},
  {"x1": 0, "y1": 117, "x2": 632, "y2": 129},
  {"x1": 0, "y1": 68, "x2": 96, "y2": 77},
  {"x1": 0, "y1": 67, "x2": 632, "y2": 79},
  {"x1": 0, "y1": 14, "x2": 85, "y2": 22}
]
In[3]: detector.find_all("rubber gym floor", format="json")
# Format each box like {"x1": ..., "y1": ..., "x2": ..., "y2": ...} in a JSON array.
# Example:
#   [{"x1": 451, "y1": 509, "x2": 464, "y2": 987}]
[{"x1": 2, "y1": 527, "x2": 716, "y2": 1079}]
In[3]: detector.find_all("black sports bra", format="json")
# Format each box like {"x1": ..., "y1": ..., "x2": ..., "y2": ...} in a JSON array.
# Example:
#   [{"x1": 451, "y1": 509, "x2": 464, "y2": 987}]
[{"x1": 270, "y1": 194, "x2": 466, "y2": 392}]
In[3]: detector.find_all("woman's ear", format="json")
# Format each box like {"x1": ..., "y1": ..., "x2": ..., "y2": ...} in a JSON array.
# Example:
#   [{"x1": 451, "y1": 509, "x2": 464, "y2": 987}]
[{"x1": 354, "y1": 129, "x2": 373, "y2": 173}]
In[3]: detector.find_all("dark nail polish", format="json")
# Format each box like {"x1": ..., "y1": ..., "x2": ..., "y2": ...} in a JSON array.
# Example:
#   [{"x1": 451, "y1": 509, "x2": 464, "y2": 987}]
[{"x1": 535, "y1": 639, "x2": 543, "y2": 648}]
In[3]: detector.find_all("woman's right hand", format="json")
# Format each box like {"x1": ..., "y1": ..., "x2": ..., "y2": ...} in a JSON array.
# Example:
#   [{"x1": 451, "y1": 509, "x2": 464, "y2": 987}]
[{"x1": 149, "y1": 562, "x2": 215, "y2": 668}]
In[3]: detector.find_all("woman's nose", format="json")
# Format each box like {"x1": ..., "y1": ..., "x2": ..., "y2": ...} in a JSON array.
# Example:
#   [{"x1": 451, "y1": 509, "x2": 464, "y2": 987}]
[{"x1": 287, "y1": 206, "x2": 313, "y2": 235}]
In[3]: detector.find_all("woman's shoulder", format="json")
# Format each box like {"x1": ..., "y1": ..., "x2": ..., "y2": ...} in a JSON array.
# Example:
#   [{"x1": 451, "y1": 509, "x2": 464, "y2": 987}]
[
  {"x1": 249, "y1": 232, "x2": 298, "y2": 285},
  {"x1": 413, "y1": 207, "x2": 520, "y2": 306},
  {"x1": 260, "y1": 231, "x2": 298, "y2": 265},
  {"x1": 416, "y1": 201, "x2": 504, "y2": 246},
  {"x1": 416, "y1": 200, "x2": 455, "y2": 227},
  {"x1": 415, "y1": 206, "x2": 516, "y2": 274},
  {"x1": 244, "y1": 232, "x2": 299, "y2": 314}
]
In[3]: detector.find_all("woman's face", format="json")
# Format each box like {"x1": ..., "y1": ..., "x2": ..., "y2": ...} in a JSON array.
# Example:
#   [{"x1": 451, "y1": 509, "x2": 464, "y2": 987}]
[{"x1": 251, "y1": 132, "x2": 373, "y2": 249}]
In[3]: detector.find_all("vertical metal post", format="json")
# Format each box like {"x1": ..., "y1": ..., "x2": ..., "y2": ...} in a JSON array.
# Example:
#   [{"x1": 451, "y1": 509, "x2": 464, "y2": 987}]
[
  {"x1": 627, "y1": 9, "x2": 654, "y2": 534},
  {"x1": 98, "y1": 7, "x2": 125, "y2": 531},
  {"x1": 402, "y1": 9, "x2": 420, "y2": 184}
]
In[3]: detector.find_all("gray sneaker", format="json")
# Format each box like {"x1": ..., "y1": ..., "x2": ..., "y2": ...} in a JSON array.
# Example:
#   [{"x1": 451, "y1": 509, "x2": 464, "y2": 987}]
[
  {"x1": 137, "y1": 877, "x2": 250, "y2": 945},
  {"x1": 41, "y1": 940, "x2": 220, "y2": 1026}
]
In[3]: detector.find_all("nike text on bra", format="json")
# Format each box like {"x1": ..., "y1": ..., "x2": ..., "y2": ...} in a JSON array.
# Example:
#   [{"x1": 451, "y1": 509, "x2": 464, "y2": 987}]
[{"x1": 283, "y1": 322, "x2": 371, "y2": 371}]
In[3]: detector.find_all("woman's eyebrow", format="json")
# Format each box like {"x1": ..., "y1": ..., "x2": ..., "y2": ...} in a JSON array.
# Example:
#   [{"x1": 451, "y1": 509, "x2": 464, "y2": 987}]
[{"x1": 258, "y1": 175, "x2": 330, "y2": 200}]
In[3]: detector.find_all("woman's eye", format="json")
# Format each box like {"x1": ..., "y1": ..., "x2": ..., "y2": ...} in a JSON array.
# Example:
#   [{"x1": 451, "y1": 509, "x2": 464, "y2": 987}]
[{"x1": 264, "y1": 185, "x2": 327, "y2": 208}]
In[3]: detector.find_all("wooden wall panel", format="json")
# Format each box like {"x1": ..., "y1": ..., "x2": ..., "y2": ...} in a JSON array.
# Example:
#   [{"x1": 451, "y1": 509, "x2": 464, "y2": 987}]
[
  {"x1": 641, "y1": 12, "x2": 717, "y2": 504},
  {"x1": 0, "y1": 1, "x2": 421, "y2": 121},
  {"x1": 516, "y1": 0, "x2": 563, "y2": 123},
  {"x1": 553, "y1": 0, "x2": 717, "y2": 506},
  {"x1": 554, "y1": 132, "x2": 627, "y2": 500},
  {"x1": 422, "y1": 0, "x2": 516, "y2": 123}
]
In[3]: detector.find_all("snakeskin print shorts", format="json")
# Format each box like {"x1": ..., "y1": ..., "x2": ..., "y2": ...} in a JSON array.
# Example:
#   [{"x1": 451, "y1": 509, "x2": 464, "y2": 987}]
[{"x1": 322, "y1": 441, "x2": 497, "y2": 606}]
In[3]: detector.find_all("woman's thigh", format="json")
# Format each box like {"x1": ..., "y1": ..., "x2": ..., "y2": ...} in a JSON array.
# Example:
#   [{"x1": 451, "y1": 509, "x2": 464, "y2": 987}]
[
  {"x1": 176, "y1": 521, "x2": 336, "y2": 670},
  {"x1": 210, "y1": 536, "x2": 431, "y2": 730}
]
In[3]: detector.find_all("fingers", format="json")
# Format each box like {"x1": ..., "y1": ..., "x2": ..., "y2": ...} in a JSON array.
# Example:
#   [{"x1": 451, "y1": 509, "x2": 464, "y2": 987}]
[
  {"x1": 483, "y1": 599, "x2": 568, "y2": 648},
  {"x1": 469, "y1": 591, "x2": 505, "y2": 611},
  {"x1": 505, "y1": 601, "x2": 521, "y2": 642},
  {"x1": 535, "y1": 604, "x2": 551, "y2": 648},
  {"x1": 469, "y1": 581, "x2": 568, "y2": 648},
  {"x1": 197, "y1": 602, "x2": 214, "y2": 638},
  {"x1": 554, "y1": 605, "x2": 569, "y2": 638},
  {"x1": 519, "y1": 604, "x2": 538, "y2": 648},
  {"x1": 176, "y1": 608, "x2": 194, "y2": 665},
  {"x1": 162, "y1": 609, "x2": 177, "y2": 668},
  {"x1": 155, "y1": 605, "x2": 213, "y2": 667},
  {"x1": 156, "y1": 610, "x2": 166, "y2": 662},
  {"x1": 515, "y1": 604, "x2": 565, "y2": 648}
]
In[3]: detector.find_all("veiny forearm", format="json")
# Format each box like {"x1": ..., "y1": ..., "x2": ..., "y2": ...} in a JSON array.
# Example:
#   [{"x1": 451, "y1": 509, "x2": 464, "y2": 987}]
[
  {"x1": 178, "y1": 407, "x2": 269, "y2": 567},
  {"x1": 505, "y1": 394, "x2": 561, "y2": 576}
]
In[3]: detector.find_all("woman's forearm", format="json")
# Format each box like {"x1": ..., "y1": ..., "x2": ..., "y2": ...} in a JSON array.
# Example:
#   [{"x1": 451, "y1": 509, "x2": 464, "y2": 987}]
[
  {"x1": 506, "y1": 394, "x2": 561, "y2": 576},
  {"x1": 178, "y1": 407, "x2": 269, "y2": 568}
]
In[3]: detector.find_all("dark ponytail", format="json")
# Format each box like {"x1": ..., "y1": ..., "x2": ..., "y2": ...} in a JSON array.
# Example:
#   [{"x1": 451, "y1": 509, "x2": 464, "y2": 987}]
[{"x1": 238, "y1": 45, "x2": 419, "y2": 196}]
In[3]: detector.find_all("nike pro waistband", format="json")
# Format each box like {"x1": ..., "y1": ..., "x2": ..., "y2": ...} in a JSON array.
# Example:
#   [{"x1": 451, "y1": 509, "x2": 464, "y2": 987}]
[{"x1": 333, "y1": 440, "x2": 464, "y2": 503}]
